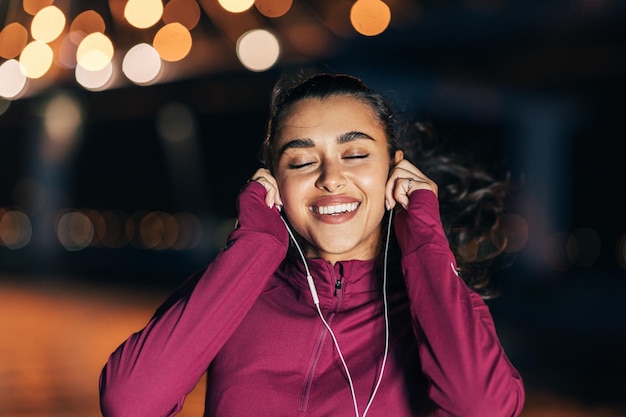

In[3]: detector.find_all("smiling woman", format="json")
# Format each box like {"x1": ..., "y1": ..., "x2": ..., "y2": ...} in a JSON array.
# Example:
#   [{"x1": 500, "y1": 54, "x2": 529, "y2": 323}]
[{"x1": 99, "y1": 72, "x2": 525, "y2": 417}]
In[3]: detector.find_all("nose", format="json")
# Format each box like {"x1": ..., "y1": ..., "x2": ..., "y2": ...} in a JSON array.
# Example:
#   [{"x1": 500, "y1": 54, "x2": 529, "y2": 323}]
[{"x1": 315, "y1": 160, "x2": 346, "y2": 192}]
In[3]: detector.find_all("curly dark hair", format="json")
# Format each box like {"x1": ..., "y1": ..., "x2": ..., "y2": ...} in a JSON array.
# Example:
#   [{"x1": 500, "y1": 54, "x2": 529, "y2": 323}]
[{"x1": 260, "y1": 71, "x2": 515, "y2": 297}]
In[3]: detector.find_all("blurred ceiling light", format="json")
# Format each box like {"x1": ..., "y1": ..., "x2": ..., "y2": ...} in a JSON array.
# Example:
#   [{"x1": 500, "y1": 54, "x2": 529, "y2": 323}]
[
  {"x1": 236, "y1": 29, "x2": 279, "y2": 72},
  {"x1": 124, "y1": 0, "x2": 164, "y2": 29},
  {"x1": 23, "y1": 0, "x2": 54, "y2": 16},
  {"x1": 153, "y1": 22, "x2": 193, "y2": 62},
  {"x1": 42, "y1": 91, "x2": 84, "y2": 163},
  {"x1": 122, "y1": 43, "x2": 162, "y2": 84},
  {"x1": 218, "y1": 0, "x2": 255, "y2": 13},
  {"x1": 31, "y1": 5, "x2": 66, "y2": 43},
  {"x1": 69, "y1": 10, "x2": 106, "y2": 45},
  {"x1": 76, "y1": 32, "x2": 114, "y2": 71},
  {"x1": 0, "y1": 59, "x2": 27, "y2": 98},
  {"x1": 43, "y1": 92, "x2": 84, "y2": 142},
  {"x1": 19, "y1": 40, "x2": 53, "y2": 78},
  {"x1": 255, "y1": 0, "x2": 293, "y2": 18},
  {"x1": 163, "y1": 0, "x2": 202, "y2": 30},
  {"x1": 0, "y1": 22, "x2": 29, "y2": 59},
  {"x1": 350, "y1": 0, "x2": 391, "y2": 36},
  {"x1": 76, "y1": 60, "x2": 114, "y2": 91}
]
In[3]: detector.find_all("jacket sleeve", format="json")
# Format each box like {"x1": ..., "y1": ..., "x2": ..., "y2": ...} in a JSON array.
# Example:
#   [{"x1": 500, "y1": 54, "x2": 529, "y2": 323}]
[
  {"x1": 394, "y1": 189, "x2": 525, "y2": 417},
  {"x1": 99, "y1": 181, "x2": 289, "y2": 417}
]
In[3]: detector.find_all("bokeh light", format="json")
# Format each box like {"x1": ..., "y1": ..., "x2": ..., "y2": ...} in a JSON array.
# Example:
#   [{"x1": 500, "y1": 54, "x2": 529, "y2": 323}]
[
  {"x1": 23, "y1": 0, "x2": 54, "y2": 16},
  {"x1": 218, "y1": 0, "x2": 255, "y2": 13},
  {"x1": 43, "y1": 92, "x2": 84, "y2": 143},
  {"x1": 0, "y1": 22, "x2": 29, "y2": 59},
  {"x1": 57, "y1": 210, "x2": 94, "y2": 251},
  {"x1": 31, "y1": 5, "x2": 66, "y2": 43},
  {"x1": 76, "y1": 32, "x2": 114, "y2": 72},
  {"x1": 236, "y1": 29, "x2": 280, "y2": 72},
  {"x1": 75, "y1": 60, "x2": 114, "y2": 91},
  {"x1": 350, "y1": 0, "x2": 391, "y2": 36},
  {"x1": 19, "y1": 40, "x2": 53, "y2": 79},
  {"x1": 153, "y1": 22, "x2": 192, "y2": 62},
  {"x1": 124, "y1": 0, "x2": 164, "y2": 29},
  {"x1": 122, "y1": 43, "x2": 162, "y2": 85},
  {"x1": 163, "y1": 0, "x2": 202, "y2": 30},
  {"x1": 57, "y1": 34, "x2": 78, "y2": 69},
  {"x1": 567, "y1": 228, "x2": 601, "y2": 268},
  {"x1": 0, "y1": 59, "x2": 27, "y2": 98},
  {"x1": 0, "y1": 210, "x2": 32, "y2": 249},
  {"x1": 255, "y1": 0, "x2": 293, "y2": 18},
  {"x1": 69, "y1": 10, "x2": 106, "y2": 45}
]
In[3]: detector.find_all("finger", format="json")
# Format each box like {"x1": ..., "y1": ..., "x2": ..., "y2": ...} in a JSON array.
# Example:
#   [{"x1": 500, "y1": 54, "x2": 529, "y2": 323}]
[{"x1": 251, "y1": 169, "x2": 283, "y2": 209}]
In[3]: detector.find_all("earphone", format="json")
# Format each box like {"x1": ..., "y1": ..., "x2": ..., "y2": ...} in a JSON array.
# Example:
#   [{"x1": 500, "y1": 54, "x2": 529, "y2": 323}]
[{"x1": 279, "y1": 209, "x2": 393, "y2": 417}]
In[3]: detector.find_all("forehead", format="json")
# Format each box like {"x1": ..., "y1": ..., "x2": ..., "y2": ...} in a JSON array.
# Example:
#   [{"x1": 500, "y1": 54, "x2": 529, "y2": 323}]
[{"x1": 276, "y1": 95, "x2": 385, "y2": 141}]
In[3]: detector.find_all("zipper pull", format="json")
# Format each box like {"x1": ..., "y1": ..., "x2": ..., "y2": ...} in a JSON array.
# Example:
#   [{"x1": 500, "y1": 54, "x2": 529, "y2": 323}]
[{"x1": 334, "y1": 279, "x2": 342, "y2": 296}]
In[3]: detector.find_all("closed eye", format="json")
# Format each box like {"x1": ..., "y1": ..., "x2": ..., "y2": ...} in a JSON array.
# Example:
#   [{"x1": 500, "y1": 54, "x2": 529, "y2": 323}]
[
  {"x1": 288, "y1": 161, "x2": 315, "y2": 169},
  {"x1": 344, "y1": 154, "x2": 369, "y2": 160}
]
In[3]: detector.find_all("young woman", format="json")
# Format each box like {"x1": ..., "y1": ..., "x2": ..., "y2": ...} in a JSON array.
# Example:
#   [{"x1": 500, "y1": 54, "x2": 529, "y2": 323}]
[{"x1": 99, "y1": 73, "x2": 525, "y2": 417}]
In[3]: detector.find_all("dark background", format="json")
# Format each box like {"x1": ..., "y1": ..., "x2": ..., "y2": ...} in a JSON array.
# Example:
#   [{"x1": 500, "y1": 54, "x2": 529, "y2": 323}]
[{"x1": 1, "y1": 0, "x2": 625, "y2": 414}]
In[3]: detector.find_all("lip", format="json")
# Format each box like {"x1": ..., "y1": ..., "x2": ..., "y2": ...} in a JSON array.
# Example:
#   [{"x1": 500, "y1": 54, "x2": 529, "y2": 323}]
[{"x1": 309, "y1": 196, "x2": 361, "y2": 224}]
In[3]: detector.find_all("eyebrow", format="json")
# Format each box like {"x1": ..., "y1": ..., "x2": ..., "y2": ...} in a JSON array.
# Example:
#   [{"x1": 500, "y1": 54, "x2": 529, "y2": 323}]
[{"x1": 278, "y1": 131, "x2": 375, "y2": 156}]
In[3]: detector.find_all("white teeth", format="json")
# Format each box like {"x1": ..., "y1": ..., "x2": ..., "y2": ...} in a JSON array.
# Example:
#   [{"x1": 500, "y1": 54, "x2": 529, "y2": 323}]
[{"x1": 312, "y1": 202, "x2": 359, "y2": 215}]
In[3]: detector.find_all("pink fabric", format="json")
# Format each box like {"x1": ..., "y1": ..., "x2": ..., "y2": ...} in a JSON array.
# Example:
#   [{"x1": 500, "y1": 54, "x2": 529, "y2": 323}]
[{"x1": 99, "y1": 182, "x2": 524, "y2": 417}]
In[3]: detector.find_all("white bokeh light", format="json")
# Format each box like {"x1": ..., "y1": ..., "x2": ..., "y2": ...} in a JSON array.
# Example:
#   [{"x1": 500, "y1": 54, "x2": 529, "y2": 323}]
[
  {"x1": 76, "y1": 60, "x2": 114, "y2": 90},
  {"x1": 122, "y1": 43, "x2": 162, "y2": 85},
  {"x1": 236, "y1": 29, "x2": 280, "y2": 72},
  {"x1": 0, "y1": 59, "x2": 27, "y2": 98}
]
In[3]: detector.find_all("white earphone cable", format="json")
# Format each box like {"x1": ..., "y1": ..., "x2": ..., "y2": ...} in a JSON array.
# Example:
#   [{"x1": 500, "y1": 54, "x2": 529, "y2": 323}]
[{"x1": 279, "y1": 209, "x2": 392, "y2": 417}]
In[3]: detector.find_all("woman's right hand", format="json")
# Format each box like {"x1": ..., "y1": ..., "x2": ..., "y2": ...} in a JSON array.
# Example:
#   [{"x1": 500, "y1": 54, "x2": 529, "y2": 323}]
[{"x1": 250, "y1": 168, "x2": 283, "y2": 211}]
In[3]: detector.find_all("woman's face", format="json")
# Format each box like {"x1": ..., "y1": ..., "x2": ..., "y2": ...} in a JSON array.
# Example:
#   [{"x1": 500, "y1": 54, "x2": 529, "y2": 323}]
[{"x1": 273, "y1": 95, "x2": 402, "y2": 263}]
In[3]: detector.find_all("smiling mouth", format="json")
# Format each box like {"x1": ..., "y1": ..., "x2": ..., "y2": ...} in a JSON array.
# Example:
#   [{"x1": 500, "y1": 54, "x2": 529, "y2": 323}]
[{"x1": 310, "y1": 202, "x2": 360, "y2": 215}]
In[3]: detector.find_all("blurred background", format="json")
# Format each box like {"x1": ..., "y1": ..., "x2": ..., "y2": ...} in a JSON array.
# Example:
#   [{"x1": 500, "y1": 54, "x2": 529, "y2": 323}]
[{"x1": 1, "y1": 0, "x2": 625, "y2": 416}]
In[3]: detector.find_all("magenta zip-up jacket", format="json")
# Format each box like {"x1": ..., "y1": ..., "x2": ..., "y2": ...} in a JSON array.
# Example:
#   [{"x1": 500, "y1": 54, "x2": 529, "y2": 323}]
[{"x1": 99, "y1": 181, "x2": 525, "y2": 417}]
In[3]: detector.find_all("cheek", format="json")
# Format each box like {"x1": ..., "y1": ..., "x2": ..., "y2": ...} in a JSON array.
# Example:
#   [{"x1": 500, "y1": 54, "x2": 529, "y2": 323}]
[{"x1": 277, "y1": 176, "x2": 305, "y2": 207}]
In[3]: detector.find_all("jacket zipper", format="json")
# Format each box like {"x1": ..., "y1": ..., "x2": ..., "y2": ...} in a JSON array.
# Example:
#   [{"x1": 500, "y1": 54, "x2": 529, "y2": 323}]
[{"x1": 298, "y1": 262, "x2": 344, "y2": 413}]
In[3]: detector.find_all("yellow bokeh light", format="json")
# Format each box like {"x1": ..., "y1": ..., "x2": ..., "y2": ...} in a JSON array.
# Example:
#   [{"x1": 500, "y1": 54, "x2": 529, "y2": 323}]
[
  {"x1": 70, "y1": 10, "x2": 106, "y2": 45},
  {"x1": 236, "y1": 29, "x2": 280, "y2": 72},
  {"x1": 350, "y1": 0, "x2": 391, "y2": 36},
  {"x1": 124, "y1": 0, "x2": 164, "y2": 29},
  {"x1": 31, "y1": 5, "x2": 66, "y2": 43},
  {"x1": 77, "y1": 32, "x2": 114, "y2": 72},
  {"x1": 218, "y1": 0, "x2": 254, "y2": 13},
  {"x1": 153, "y1": 22, "x2": 192, "y2": 62},
  {"x1": 19, "y1": 40, "x2": 53, "y2": 78},
  {"x1": 0, "y1": 22, "x2": 29, "y2": 59},
  {"x1": 255, "y1": 0, "x2": 293, "y2": 18}
]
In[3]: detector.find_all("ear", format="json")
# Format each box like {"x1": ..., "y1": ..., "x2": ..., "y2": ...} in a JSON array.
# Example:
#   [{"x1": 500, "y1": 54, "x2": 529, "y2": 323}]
[{"x1": 392, "y1": 150, "x2": 404, "y2": 166}]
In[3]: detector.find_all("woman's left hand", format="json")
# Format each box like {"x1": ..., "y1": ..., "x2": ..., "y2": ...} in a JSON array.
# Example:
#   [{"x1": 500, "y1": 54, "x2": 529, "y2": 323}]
[{"x1": 385, "y1": 159, "x2": 438, "y2": 211}]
